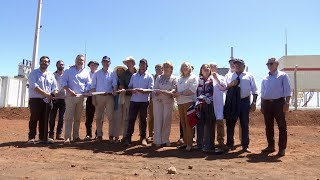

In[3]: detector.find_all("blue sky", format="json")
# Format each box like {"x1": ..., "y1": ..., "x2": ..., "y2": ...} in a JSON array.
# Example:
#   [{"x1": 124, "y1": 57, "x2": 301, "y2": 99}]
[{"x1": 1, "y1": 0, "x2": 319, "y2": 84}]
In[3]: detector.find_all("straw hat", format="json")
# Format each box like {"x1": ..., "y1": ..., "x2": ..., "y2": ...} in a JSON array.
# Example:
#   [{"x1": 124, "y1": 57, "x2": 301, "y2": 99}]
[{"x1": 122, "y1": 56, "x2": 136, "y2": 66}]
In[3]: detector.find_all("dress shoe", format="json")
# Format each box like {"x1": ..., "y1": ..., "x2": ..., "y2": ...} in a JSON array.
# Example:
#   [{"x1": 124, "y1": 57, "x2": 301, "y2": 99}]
[
  {"x1": 49, "y1": 134, "x2": 54, "y2": 140},
  {"x1": 177, "y1": 144, "x2": 187, "y2": 149},
  {"x1": 73, "y1": 137, "x2": 81, "y2": 142},
  {"x1": 277, "y1": 149, "x2": 286, "y2": 156},
  {"x1": 185, "y1": 146, "x2": 192, "y2": 152},
  {"x1": 95, "y1": 136, "x2": 103, "y2": 142},
  {"x1": 84, "y1": 135, "x2": 92, "y2": 141},
  {"x1": 124, "y1": 139, "x2": 132, "y2": 146},
  {"x1": 242, "y1": 148, "x2": 251, "y2": 153},
  {"x1": 261, "y1": 146, "x2": 275, "y2": 153}
]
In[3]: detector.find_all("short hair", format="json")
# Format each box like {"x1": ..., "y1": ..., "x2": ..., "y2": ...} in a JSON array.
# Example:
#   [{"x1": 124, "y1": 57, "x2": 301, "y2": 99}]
[
  {"x1": 56, "y1": 60, "x2": 64, "y2": 65},
  {"x1": 155, "y1": 64, "x2": 163, "y2": 69},
  {"x1": 180, "y1": 61, "x2": 193, "y2": 77},
  {"x1": 39, "y1": 56, "x2": 50, "y2": 63},
  {"x1": 163, "y1": 61, "x2": 173, "y2": 73},
  {"x1": 75, "y1": 54, "x2": 85, "y2": 63}
]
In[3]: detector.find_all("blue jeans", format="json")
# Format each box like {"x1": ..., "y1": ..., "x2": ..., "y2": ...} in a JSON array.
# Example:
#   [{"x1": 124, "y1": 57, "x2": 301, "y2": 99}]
[{"x1": 197, "y1": 103, "x2": 216, "y2": 150}]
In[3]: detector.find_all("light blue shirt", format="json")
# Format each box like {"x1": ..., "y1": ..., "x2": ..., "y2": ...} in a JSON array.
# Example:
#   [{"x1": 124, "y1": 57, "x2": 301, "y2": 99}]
[
  {"x1": 128, "y1": 71, "x2": 154, "y2": 102},
  {"x1": 28, "y1": 68, "x2": 58, "y2": 98},
  {"x1": 91, "y1": 68, "x2": 118, "y2": 92},
  {"x1": 61, "y1": 66, "x2": 91, "y2": 95},
  {"x1": 261, "y1": 70, "x2": 291, "y2": 100},
  {"x1": 230, "y1": 72, "x2": 258, "y2": 99}
]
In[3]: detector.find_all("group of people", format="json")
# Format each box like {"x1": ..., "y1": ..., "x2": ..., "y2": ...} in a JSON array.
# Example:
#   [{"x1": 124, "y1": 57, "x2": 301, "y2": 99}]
[{"x1": 27, "y1": 55, "x2": 291, "y2": 156}]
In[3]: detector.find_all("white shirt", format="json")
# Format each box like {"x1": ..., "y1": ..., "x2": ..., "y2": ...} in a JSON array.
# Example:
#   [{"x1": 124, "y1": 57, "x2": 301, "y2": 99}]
[
  {"x1": 212, "y1": 74, "x2": 226, "y2": 120},
  {"x1": 230, "y1": 72, "x2": 258, "y2": 99},
  {"x1": 176, "y1": 74, "x2": 198, "y2": 104}
]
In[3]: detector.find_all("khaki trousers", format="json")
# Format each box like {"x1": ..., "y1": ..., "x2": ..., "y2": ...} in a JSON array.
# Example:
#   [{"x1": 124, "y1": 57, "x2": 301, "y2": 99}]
[
  {"x1": 95, "y1": 95, "x2": 114, "y2": 137},
  {"x1": 178, "y1": 102, "x2": 194, "y2": 146},
  {"x1": 216, "y1": 120, "x2": 225, "y2": 145},
  {"x1": 64, "y1": 96, "x2": 85, "y2": 140}
]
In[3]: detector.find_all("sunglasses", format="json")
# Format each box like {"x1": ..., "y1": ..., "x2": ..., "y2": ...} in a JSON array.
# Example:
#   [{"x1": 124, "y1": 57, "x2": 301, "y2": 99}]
[{"x1": 266, "y1": 62, "x2": 274, "y2": 66}]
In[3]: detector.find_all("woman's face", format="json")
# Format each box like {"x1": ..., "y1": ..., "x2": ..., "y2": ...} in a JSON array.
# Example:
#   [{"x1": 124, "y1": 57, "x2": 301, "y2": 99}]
[
  {"x1": 201, "y1": 65, "x2": 211, "y2": 77},
  {"x1": 182, "y1": 64, "x2": 190, "y2": 76},
  {"x1": 163, "y1": 64, "x2": 172, "y2": 76},
  {"x1": 117, "y1": 68, "x2": 125, "y2": 77}
]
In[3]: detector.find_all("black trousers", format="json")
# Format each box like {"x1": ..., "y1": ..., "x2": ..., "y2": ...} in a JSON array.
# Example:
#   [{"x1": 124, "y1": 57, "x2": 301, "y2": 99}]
[
  {"x1": 226, "y1": 96, "x2": 250, "y2": 148},
  {"x1": 126, "y1": 101, "x2": 149, "y2": 140},
  {"x1": 49, "y1": 99, "x2": 66, "y2": 136},
  {"x1": 85, "y1": 96, "x2": 95, "y2": 137},
  {"x1": 28, "y1": 98, "x2": 52, "y2": 141},
  {"x1": 262, "y1": 98, "x2": 287, "y2": 150}
]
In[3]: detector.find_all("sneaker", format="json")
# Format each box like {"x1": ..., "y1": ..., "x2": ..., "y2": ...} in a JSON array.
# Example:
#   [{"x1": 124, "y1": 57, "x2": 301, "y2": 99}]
[
  {"x1": 141, "y1": 138, "x2": 148, "y2": 146},
  {"x1": 84, "y1": 135, "x2": 92, "y2": 141},
  {"x1": 73, "y1": 137, "x2": 81, "y2": 142},
  {"x1": 56, "y1": 134, "x2": 65, "y2": 140},
  {"x1": 95, "y1": 136, "x2": 103, "y2": 142},
  {"x1": 27, "y1": 138, "x2": 35, "y2": 144},
  {"x1": 64, "y1": 138, "x2": 71, "y2": 144}
]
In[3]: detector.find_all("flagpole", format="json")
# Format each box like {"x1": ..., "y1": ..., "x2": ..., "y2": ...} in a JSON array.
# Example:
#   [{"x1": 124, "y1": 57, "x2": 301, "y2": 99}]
[{"x1": 31, "y1": 0, "x2": 43, "y2": 70}]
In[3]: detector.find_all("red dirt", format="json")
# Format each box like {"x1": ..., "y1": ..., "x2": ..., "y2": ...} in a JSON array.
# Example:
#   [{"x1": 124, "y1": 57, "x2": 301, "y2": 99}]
[{"x1": 0, "y1": 107, "x2": 319, "y2": 179}]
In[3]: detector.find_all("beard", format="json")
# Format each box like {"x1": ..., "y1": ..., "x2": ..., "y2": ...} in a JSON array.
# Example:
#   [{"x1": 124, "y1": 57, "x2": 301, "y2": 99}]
[{"x1": 57, "y1": 66, "x2": 64, "y2": 71}]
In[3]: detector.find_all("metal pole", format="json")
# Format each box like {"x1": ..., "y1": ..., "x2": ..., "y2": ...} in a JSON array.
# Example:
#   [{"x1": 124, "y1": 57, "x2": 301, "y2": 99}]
[
  {"x1": 31, "y1": 0, "x2": 43, "y2": 70},
  {"x1": 294, "y1": 65, "x2": 298, "y2": 110},
  {"x1": 317, "y1": 92, "x2": 319, "y2": 107}
]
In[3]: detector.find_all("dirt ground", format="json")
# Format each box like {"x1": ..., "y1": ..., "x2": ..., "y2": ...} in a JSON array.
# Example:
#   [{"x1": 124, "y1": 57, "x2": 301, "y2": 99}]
[{"x1": 0, "y1": 107, "x2": 319, "y2": 180}]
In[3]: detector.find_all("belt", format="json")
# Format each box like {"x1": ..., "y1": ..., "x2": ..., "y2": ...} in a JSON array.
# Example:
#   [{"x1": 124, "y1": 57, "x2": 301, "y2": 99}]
[
  {"x1": 264, "y1": 97, "x2": 284, "y2": 102},
  {"x1": 241, "y1": 96, "x2": 250, "y2": 100}
]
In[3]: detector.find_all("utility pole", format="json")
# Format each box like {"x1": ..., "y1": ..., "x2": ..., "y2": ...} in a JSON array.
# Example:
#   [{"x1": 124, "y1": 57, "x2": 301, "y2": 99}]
[{"x1": 31, "y1": 0, "x2": 43, "y2": 70}]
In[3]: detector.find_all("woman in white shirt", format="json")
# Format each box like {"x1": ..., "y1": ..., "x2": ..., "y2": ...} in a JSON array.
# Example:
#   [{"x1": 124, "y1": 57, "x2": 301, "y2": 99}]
[{"x1": 173, "y1": 62, "x2": 198, "y2": 151}]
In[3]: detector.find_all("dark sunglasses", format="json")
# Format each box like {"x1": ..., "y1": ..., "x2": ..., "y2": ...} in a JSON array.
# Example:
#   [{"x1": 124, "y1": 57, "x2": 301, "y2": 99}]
[{"x1": 266, "y1": 62, "x2": 274, "y2": 66}]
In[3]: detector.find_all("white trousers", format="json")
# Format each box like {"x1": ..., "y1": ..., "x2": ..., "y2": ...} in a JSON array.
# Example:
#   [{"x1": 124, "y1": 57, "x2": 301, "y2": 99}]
[{"x1": 152, "y1": 99, "x2": 174, "y2": 145}]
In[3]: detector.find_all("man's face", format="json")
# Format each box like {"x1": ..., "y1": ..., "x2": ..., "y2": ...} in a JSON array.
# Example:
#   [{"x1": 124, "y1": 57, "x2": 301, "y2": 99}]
[
  {"x1": 155, "y1": 65, "x2": 163, "y2": 75},
  {"x1": 76, "y1": 56, "x2": 85, "y2": 67},
  {"x1": 101, "y1": 60, "x2": 110, "y2": 69},
  {"x1": 266, "y1": 58, "x2": 278, "y2": 72},
  {"x1": 89, "y1": 63, "x2": 99, "y2": 72},
  {"x1": 56, "y1": 61, "x2": 64, "y2": 71},
  {"x1": 139, "y1": 62, "x2": 147, "y2": 73},
  {"x1": 39, "y1": 57, "x2": 50, "y2": 70},
  {"x1": 234, "y1": 62, "x2": 245, "y2": 73}
]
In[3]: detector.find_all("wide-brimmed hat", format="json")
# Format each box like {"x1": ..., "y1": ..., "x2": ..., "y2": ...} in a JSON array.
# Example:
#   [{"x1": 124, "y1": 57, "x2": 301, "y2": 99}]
[
  {"x1": 114, "y1": 65, "x2": 127, "y2": 72},
  {"x1": 87, "y1": 61, "x2": 99, "y2": 67},
  {"x1": 122, "y1": 56, "x2": 136, "y2": 65}
]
